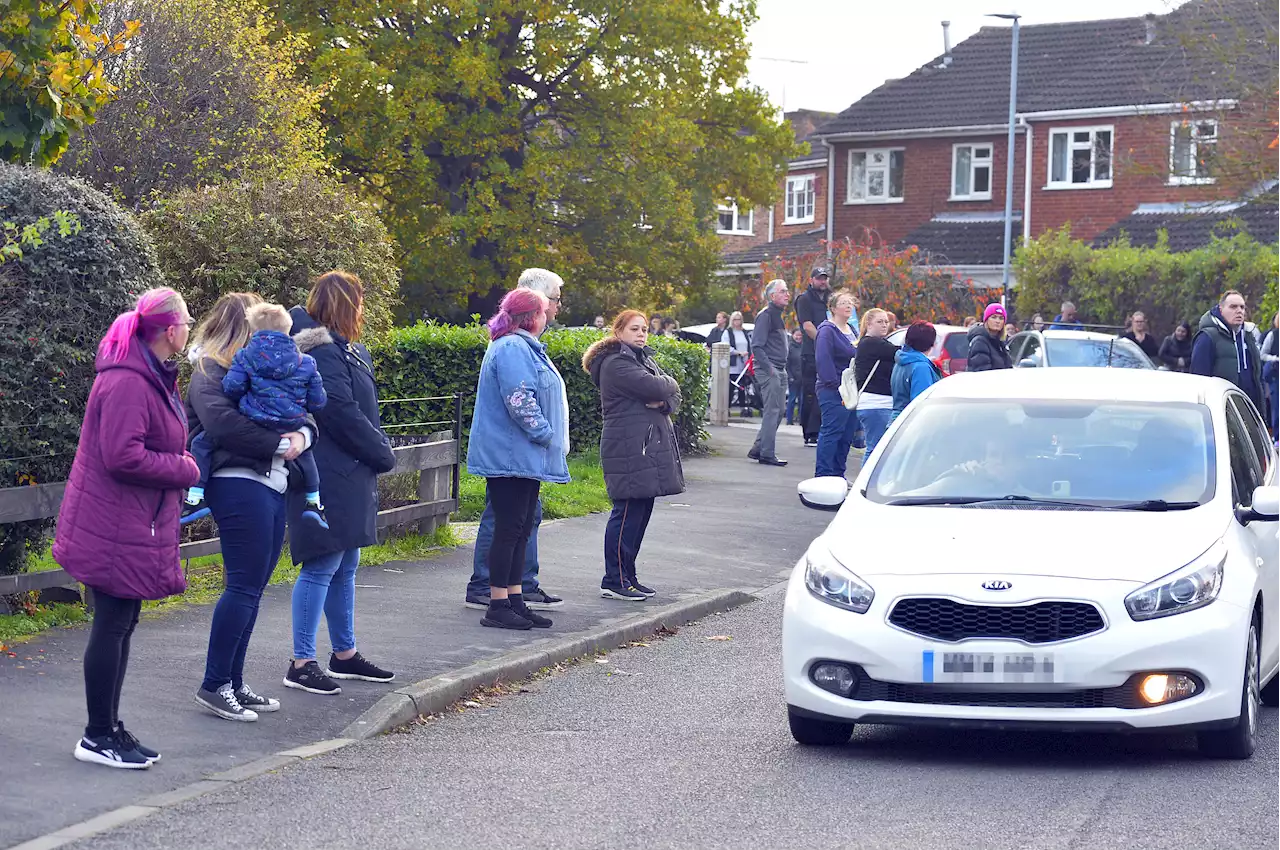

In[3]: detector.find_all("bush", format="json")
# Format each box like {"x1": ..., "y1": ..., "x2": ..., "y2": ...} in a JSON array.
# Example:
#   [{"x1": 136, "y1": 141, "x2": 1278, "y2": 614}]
[
  {"x1": 140, "y1": 174, "x2": 401, "y2": 338},
  {"x1": 372, "y1": 324, "x2": 709, "y2": 457},
  {"x1": 0, "y1": 162, "x2": 164, "y2": 575}
]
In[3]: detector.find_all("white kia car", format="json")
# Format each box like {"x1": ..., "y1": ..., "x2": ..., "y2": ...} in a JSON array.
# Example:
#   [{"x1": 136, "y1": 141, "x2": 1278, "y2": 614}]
[{"x1": 783, "y1": 369, "x2": 1278, "y2": 758}]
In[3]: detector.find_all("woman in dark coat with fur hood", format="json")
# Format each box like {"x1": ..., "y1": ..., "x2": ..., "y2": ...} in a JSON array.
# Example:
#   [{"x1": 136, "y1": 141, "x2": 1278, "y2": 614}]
[{"x1": 583, "y1": 310, "x2": 685, "y2": 601}]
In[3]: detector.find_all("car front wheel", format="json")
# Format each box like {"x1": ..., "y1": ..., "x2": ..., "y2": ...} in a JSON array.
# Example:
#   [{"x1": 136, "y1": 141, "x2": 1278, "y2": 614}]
[
  {"x1": 1197, "y1": 619, "x2": 1259, "y2": 760},
  {"x1": 788, "y1": 707, "x2": 854, "y2": 746}
]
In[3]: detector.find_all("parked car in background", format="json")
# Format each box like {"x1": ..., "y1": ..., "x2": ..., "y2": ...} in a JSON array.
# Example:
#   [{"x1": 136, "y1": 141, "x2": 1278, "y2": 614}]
[
  {"x1": 1009, "y1": 329, "x2": 1156, "y2": 370},
  {"x1": 887, "y1": 324, "x2": 969, "y2": 376},
  {"x1": 677, "y1": 322, "x2": 753, "y2": 345}
]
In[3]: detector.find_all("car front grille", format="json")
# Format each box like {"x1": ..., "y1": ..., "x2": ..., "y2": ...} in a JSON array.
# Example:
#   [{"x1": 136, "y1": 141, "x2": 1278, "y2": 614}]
[
  {"x1": 887, "y1": 598, "x2": 1105, "y2": 644},
  {"x1": 849, "y1": 673, "x2": 1144, "y2": 709}
]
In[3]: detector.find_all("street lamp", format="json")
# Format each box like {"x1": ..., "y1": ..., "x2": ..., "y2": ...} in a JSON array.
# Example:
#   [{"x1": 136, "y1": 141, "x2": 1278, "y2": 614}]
[{"x1": 988, "y1": 12, "x2": 1020, "y2": 310}]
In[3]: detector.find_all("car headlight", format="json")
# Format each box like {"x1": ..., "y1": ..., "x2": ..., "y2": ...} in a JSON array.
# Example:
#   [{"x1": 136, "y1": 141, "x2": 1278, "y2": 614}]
[
  {"x1": 803, "y1": 542, "x2": 874, "y2": 614},
  {"x1": 1124, "y1": 542, "x2": 1225, "y2": 621}
]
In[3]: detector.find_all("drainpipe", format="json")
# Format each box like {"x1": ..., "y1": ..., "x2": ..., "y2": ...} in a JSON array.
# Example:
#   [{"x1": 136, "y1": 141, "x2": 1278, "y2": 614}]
[
  {"x1": 826, "y1": 142, "x2": 835, "y2": 256},
  {"x1": 1020, "y1": 117, "x2": 1032, "y2": 247},
  {"x1": 768, "y1": 206, "x2": 775, "y2": 243}
]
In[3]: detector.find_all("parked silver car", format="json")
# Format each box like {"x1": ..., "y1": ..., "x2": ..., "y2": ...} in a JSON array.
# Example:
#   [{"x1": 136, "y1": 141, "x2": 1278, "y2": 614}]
[{"x1": 1008, "y1": 329, "x2": 1157, "y2": 370}]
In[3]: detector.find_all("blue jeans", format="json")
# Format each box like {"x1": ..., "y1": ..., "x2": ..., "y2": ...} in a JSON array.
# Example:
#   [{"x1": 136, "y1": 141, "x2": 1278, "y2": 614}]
[
  {"x1": 857, "y1": 408, "x2": 894, "y2": 459},
  {"x1": 467, "y1": 497, "x2": 542, "y2": 597},
  {"x1": 785, "y1": 384, "x2": 800, "y2": 425},
  {"x1": 291, "y1": 548, "x2": 359, "y2": 661},
  {"x1": 602, "y1": 497, "x2": 655, "y2": 589},
  {"x1": 201, "y1": 478, "x2": 287, "y2": 692},
  {"x1": 816, "y1": 388, "x2": 859, "y2": 478}
]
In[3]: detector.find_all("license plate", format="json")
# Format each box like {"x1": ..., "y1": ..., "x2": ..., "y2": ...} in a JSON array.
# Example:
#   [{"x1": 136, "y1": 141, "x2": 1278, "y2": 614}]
[{"x1": 922, "y1": 650, "x2": 1062, "y2": 684}]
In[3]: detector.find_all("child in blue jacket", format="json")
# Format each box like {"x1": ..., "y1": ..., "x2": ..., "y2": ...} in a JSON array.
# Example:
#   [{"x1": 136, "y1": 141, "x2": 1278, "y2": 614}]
[{"x1": 183, "y1": 303, "x2": 329, "y2": 528}]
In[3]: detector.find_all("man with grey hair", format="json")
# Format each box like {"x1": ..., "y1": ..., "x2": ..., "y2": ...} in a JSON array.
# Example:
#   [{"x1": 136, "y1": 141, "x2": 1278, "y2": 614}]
[
  {"x1": 465, "y1": 268, "x2": 567, "y2": 611},
  {"x1": 1049, "y1": 301, "x2": 1083, "y2": 330},
  {"x1": 748, "y1": 279, "x2": 791, "y2": 466}
]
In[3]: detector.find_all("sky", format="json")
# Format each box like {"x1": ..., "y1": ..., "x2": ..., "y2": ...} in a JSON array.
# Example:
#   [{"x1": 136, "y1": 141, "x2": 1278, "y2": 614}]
[{"x1": 746, "y1": 0, "x2": 1189, "y2": 116}]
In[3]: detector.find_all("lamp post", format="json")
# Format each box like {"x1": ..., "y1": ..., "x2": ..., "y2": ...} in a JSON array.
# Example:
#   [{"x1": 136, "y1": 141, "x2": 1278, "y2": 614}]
[{"x1": 989, "y1": 13, "x2": 1020, "y2": 310}]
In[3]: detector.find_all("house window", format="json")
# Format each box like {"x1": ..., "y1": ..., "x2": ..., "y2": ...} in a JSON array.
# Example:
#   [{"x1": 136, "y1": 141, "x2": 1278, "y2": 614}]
[
  {"x1": 846, "y1": 148, "x2": 904, "y2": 203},
  {"x1": 1048, "y1": 126, "x2": 1113, "y2": 188},
  {"x1": 952, "y1": 144, "x2": 993, "y2": 200},
  {"x1": 784, "y1": 175, "x2": 816, "y2": 224},
  {"x1": 716, "y1": 202, "x2": 754, "y2": 235},
  {"x1": 1170, "y1": 119, "x2": 1217, "y2": 184}
]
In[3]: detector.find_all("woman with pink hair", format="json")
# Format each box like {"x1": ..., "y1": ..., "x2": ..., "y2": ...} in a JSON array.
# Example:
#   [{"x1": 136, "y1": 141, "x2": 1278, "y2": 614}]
[
  {"x1": 54, "y1": 289, "x2": 201, "y2": 769},
  {"x1": 465, "y1": 288, "x2": 570, "y2": 630}
]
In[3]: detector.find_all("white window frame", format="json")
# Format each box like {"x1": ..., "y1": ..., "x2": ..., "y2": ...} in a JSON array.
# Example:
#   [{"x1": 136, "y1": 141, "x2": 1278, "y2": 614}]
[
  {"x1": 950, "y1": 143, "x2": 994, "y2": 201},
  {"x1": 716, "y1": 202, "x2": 754, "y2": 235},
  {"x1": 1168, "y1": 118, "x2": 1218, "y2": 185},
  {"x1": 1045, "y1": 125, "x2": 1114, "y2": 190},
  {"x1": 783, "y1": 174, "x2": 816, "y2": 224},
  {"x1": 845, "y1": 147, "x2": 905, "y2": 205}
]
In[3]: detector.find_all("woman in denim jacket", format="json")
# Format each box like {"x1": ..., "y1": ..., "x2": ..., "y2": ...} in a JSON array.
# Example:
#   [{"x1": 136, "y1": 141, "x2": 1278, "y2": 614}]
[{"x1": 466, "y1": 288, "x2": 570, "y2": 630}]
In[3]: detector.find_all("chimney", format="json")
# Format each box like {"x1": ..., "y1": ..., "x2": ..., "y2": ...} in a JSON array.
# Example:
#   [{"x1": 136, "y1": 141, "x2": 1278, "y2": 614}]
[
  {"x1": 1144, "y1": 13, "x2": 1157, "y2": 45},
  {"x1": 942, "y1": 21, "x2": 953, "y2": 67}
]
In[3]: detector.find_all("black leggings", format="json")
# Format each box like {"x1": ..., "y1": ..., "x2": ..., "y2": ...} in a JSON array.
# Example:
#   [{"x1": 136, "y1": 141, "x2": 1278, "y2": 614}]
[
  {"x1": 83, "y1": 588, "x2": 142, "y2": 738},
  {"x1": 486, "y1": 477, "x2": 541, "y2": 590}
]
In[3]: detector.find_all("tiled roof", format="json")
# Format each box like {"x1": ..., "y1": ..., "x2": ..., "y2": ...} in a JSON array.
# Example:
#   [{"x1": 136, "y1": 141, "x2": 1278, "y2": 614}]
[
  {"x1": 900, "y1": 214, "x2": 1022, "y2": 266},
  {"x1": 721, "y1": 229, "x2": 825, "y2": 266},
  {"x1": 1092, "y1": 201, "x2": 1278, "y2": 251},
  {"x1": 818, "y1": 0, "x2": 1275, "y2": 135},
  {"x1": 790, "y1": 135, "x2": 829, "y2": 166}
]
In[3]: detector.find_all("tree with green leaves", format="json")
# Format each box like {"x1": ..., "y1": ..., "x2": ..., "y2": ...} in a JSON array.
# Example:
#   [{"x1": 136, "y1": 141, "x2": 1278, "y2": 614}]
[
  {"x1": 273, "y1": 0, "x2": 797, "y2": 319},
  {"x1": 0, "y1": 0, "x2": 137, "y2": 166}
]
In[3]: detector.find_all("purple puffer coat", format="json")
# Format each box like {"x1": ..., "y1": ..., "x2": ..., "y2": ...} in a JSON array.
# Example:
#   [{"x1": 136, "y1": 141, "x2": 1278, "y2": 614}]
[{"x1": 53, "y1": 341, "x2": 201, "y2": 599}]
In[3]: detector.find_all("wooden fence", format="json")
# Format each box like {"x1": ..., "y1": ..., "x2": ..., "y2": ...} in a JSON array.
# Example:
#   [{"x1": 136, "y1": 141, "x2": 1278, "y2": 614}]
[{"x1": 0, "y1": 394, "x2": 462, "y2": 597}]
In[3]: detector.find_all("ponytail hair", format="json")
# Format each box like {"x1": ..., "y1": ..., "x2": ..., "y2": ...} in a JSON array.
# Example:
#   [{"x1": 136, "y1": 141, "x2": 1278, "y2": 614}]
[
  {"x1": 98, "y1": 288, "x2": 187, "y2": 362},
  {"x1": 487, "y1": 288, "x2": 548, "y2": 340}
]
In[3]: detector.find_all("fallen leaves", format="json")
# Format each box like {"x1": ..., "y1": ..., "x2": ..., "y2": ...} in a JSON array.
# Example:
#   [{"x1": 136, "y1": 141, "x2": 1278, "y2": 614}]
[{"x1": 705, "y1": 635, "x2": 733, "y2": 642}]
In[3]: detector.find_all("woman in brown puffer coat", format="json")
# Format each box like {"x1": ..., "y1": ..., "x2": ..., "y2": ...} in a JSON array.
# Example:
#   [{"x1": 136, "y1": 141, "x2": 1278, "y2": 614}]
[{"x1": 583, "y1": 310, "x2": 684, "y2": 601}]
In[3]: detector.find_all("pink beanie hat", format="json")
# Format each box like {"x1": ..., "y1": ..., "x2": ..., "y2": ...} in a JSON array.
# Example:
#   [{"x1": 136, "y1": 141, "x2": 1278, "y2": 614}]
[{"x1": 982, "y1": 303, "x2": 1006, "y2": 323}]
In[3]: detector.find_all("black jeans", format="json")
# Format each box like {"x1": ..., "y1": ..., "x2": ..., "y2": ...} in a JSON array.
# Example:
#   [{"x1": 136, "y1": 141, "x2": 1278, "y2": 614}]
[
  {"x1": 800, "y1": 359, "x2": 820, "y2": 441},
  {"x1": 602, "y1": 497, "x2": 655, "y2": 589},
  {"x1": 486, "y1": 477, "x2": 541, "y2": 590},
  {"x1": 83, "y1": 588, "x2": 142, "y2": 738}
]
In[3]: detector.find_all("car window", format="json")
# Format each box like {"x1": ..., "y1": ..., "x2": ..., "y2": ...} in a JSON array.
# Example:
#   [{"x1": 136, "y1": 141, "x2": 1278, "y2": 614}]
[
  {"x1": 1043, "y1": 337, "x2": 1152, "y2": 369},
  {"x1": 1008, "y1": 333, "x2": 1027, "y2": 362},
  {"x1": 1227, "y1": 394, "x2": 1271, "y2": 488},
  {"x1": 1223, "y1": 399, "x2": 1264, "y2": 501},
  {"x1": 943, "y1": 333, "x2": 969, "y2": 359},
  {"x1": 1019, "y1": 334, "x2": 1042, "y2": 365}
]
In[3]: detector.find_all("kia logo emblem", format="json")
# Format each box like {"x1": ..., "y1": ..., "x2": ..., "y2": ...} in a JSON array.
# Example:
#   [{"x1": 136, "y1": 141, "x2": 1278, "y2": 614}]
[{"x1": 981, "y1": 580, "x2": 1013, "y2": 591}]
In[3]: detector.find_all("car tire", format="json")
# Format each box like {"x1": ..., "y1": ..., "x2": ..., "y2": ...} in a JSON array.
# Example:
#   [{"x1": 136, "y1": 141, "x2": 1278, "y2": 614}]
[
  {"x1": 1262, "y1": 673, "x2": 1279, "y2": 707},
  {"x1": 1196, "y1": 619, "x2": 1260, "y2": 760},
  {"x1": 788, "y1": 707, "x2": 854, "y2": 746}
]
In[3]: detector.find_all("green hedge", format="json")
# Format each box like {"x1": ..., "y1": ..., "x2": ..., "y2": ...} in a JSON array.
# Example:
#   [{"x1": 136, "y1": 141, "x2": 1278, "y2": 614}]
[{"x1": 371, "y1": 323, "x2": 709, "y2": 456}]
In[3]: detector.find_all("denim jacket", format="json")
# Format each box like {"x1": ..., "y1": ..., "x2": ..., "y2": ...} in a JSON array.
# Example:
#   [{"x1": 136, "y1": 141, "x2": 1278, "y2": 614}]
[{"x1": 466, "y1": 330, "x2": 570, "y2": 483}]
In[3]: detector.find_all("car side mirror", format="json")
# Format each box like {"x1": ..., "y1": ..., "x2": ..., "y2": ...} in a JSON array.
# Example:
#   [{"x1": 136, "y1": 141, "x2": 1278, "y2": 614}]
[
  {"x1": 1237, "y1": 485, "x2": 1280, "y2": 526},
  {"x1": 798, "y1": 476, "x2": 849, "y2": 511},
  {"x1": 1018, "y1": 358, "x2": 1038, "y2": 368}
]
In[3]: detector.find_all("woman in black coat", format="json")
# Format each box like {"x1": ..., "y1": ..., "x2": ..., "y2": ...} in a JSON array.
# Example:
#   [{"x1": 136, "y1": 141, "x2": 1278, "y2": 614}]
[
  {"x1": 967, "y1": 304, "x2": 1013, "y2": 372},
  {"x1": 284, "y1": 271, "x2": 398, "y2": 696},
  {"x1": 583, "y1": 310, "x2": 684, "y2": 601},
  {"x1": 1159, "y1": 322, "x2": 1194, "y2": 371}
]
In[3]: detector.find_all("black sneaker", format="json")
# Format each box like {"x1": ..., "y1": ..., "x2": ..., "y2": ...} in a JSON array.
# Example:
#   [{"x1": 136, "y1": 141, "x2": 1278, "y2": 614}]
[
  {"x1": 522, "y1": 588, "x2": 565, "y2": 610},
  {"x1": 601, "y1": 585, "x2": 647, "y2": 601},
  {"x1": 464, "y1": 591, "x2": 491, "y2": 610},
  {"x1": 236, "y1": 683, "x2": 280, "y2": 713},
  {"x1": 284, "y1": 661, "x2": 342, "y2": 695},
  {"x1": 481, "y1": 603, "x2": 533, "y2": 630},
  {"x1": 631, "y1": 581, "x2": 656, "y2": 598},
  {"x1": 114, "y1": 722, "x2": 160, "y2": 763},
  {"x1": 302, "y1": 503, "x2": 330, "y2": 530},
  {"x1": 510, "y1": 599, "x2": 552, "y2": 629},
  {"x1": 180, "y1": 498, "x2": 209, "y2": 525},
  {"x1": 195, "y1": 683, "x2": 259, "y2": 721},
  {"x1": 326, "y1": 652, "x2": 395, "y2": 683},
  {"x1": 73, "y1": 732, "x2": 151, "y2": 769}
]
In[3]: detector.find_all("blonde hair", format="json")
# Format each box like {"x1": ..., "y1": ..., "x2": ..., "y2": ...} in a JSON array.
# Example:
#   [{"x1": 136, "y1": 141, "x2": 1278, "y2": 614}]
[
  {"x1": 247, "y1": 303, "x2": 293, "y2": 334},
  {"x1": 860, "y1": 308, "x2": 887, "y2": 337},
  {"x1": 194, "y1": 292, "x2": 263, "y2": 371}
]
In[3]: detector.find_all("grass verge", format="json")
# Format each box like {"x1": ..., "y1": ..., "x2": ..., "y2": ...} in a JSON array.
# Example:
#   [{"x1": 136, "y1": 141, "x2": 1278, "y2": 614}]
[{"x1": 456, "y1": 450, "x2": 612, "y2": 521}]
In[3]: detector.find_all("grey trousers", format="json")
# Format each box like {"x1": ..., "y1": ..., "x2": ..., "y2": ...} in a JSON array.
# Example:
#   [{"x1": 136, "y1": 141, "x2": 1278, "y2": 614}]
[{"x1": 751, "y1": 366, "x2": 787, "y2": 460}]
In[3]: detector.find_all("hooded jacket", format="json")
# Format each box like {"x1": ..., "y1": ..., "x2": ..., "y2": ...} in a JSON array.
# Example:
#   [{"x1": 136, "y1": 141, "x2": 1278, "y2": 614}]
[
  {"x1": 54, "y1": 341, "x2": 200, "y2": 599},
  {"x1": 890, "y1": 347, "x2": 943, "y2": 417},
  {"x1": 223, "y1": 330, "x2": 326, "y2": 429},
  {"x1": 583, "y1": 337, "x2": 685, "y2": 501},
  {"x1": 966, "y1": 322, "x2": 1013, "y2": 372},
  {"x1": 1158, "y1": 332, "x2": 1193, "y2": 371},
  {"x1": 1191, "y1": 307, "x2": 1263, "y2": 411}
]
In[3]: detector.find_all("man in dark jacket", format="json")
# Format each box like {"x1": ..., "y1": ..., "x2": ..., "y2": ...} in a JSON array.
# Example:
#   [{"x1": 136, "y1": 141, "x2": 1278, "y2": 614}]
[
  {"x1": 967, "y1": 303, "x2": 1013, "y2": 372},
  {"x1": 794, "y1": 265, "x2": 832, "y2": 445},
  {"x1": 1191, "y1": 290, "x2": 1264, "y2": 412},
  {"x1": 748, "y1": 279, "x2": 791, "y2": 466}
]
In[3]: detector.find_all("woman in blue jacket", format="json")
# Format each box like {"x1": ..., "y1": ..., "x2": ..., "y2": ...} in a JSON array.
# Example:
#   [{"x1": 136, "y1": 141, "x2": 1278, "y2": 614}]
[
  {"x1": 467, "y1": 288, "x2": 570, "y2": 630},
  {"x1": 814, "y1": 290, "x2": 859, "y2": 478},
  {"x1": 891, "y1": 321, "x2": 943, "y2": 421}
]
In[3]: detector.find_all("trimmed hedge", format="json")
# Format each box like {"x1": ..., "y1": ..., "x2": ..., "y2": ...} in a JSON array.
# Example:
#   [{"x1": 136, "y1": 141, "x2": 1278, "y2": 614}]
[{"x1": 372, "y1": 324, "x2": 709, "y2": 456}]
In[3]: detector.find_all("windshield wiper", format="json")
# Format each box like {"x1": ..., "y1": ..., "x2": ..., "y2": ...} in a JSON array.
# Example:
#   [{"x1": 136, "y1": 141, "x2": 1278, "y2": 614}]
[
  {"x1": 1107, "y1": 499, "x2": 1200, "y2": 512},
  {"x1": 886, "y1": 495, "x2": 1098, "y2": 508}
]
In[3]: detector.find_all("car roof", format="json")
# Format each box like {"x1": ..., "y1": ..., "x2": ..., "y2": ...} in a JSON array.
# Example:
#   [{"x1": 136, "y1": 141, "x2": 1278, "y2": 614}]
[
  {"x1": 888, "y1": 323, "x2": 967, "y2": 338},
  {"x1": 1034, "y1": 329, "x2": 1119, "y2": 341},
  {"x1": 925, "y1": 367, "x2": 1231, "y2": 405},
  {"x1": 682, "y1": 322, "x2": 753, "y2": 337}
]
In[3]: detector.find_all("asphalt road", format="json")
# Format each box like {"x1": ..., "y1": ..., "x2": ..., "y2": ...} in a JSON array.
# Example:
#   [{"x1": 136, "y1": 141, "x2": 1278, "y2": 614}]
[{"x1": 80, "y1": 591, "x2": 1279, "y2": 850}]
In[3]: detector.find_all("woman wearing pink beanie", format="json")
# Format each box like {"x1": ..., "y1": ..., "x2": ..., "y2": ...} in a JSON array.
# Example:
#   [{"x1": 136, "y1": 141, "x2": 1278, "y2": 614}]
[{"x1": 967, "y1": 303, "x2": 1013, "y2": 372}]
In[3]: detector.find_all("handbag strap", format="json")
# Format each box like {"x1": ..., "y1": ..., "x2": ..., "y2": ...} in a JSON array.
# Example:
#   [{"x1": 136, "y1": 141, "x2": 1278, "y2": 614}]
[{"x1": 857, "y1": 360, "x2": 879, "y2": 394}]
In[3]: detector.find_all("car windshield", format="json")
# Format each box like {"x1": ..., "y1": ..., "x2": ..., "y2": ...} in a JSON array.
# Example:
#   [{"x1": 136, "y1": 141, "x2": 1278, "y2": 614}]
[
  {"x1": 1045, "y1": 337, "x2": 1153, "y2": 369},
  {"x1": 866, "y1": 399, "x2": 1216, "y2": 507}
]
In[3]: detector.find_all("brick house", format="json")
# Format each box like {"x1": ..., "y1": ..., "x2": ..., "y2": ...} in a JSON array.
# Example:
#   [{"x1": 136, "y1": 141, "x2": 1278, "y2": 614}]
[{"x1": 807, "y1": 1, "x2": 1277, "y2": 289}]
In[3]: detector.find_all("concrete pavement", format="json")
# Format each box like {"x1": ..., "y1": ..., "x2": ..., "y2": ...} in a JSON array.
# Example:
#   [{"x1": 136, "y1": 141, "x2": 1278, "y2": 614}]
[{"x1": 0, "y1": 425, "x2": 828, "y2": 849}]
